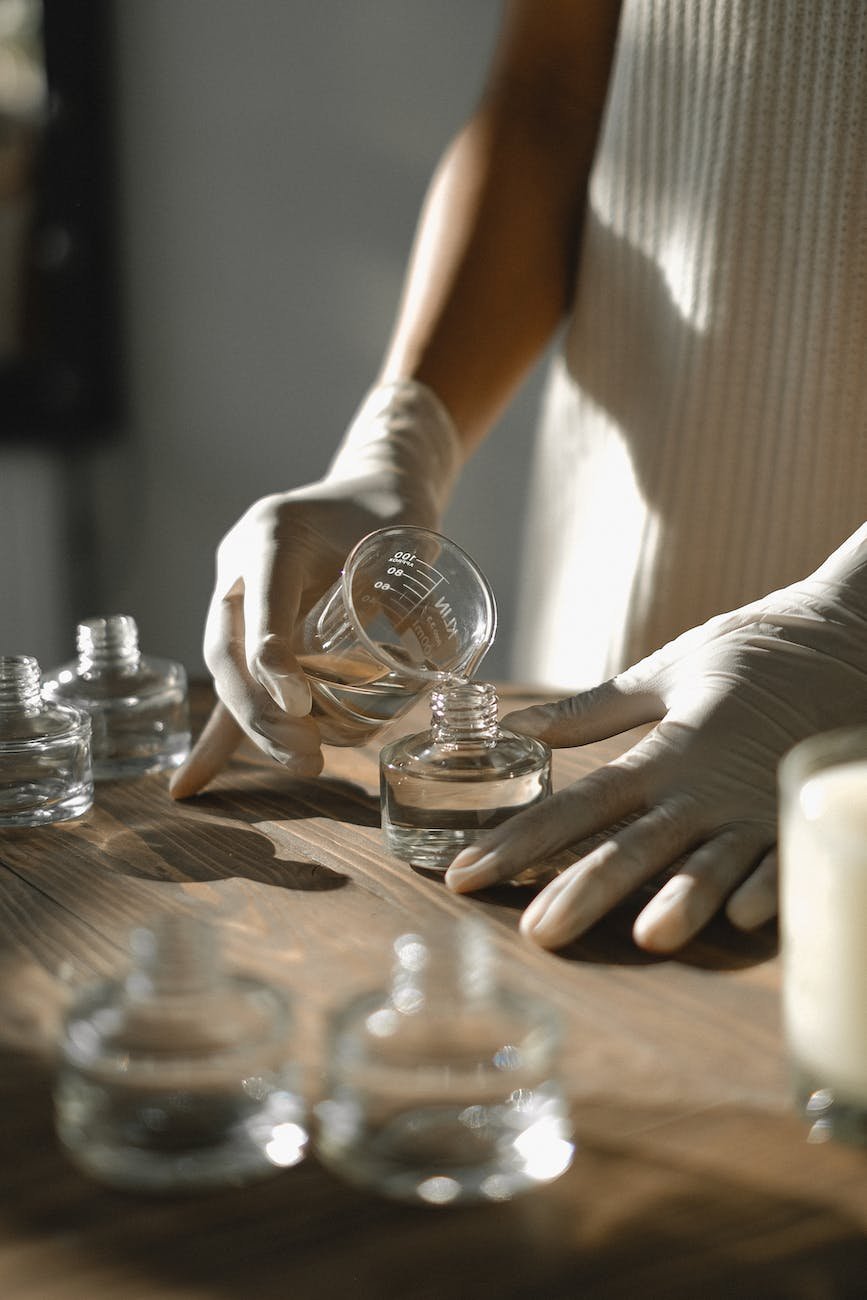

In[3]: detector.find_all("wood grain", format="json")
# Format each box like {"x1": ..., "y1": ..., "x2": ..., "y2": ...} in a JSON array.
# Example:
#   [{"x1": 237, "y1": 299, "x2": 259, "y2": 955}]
[{"x1": 1, "y1": 682, "x2": 865, "y2": 1299}]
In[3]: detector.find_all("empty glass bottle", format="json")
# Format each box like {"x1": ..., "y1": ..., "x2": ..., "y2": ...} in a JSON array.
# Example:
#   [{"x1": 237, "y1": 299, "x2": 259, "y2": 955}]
[
  {"x1": 316, "y1": 922, "x2": 574, "y2": 1204},
  {"x1": 54, "y1": 913, "x2": 308, "y2": 1192},
  {"x1": 0, "y1": 654, "x2": 93, "y2": 826},
  {"x1": 44, "y1": 615, "x2": 190, "y2": 779},
  {"x1": 380, "y1": 680, "x2": 551, "y2": 870}
]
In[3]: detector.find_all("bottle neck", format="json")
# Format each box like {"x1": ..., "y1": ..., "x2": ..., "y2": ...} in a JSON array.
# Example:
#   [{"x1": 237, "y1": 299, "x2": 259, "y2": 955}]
[
  {"x1": 0, "y1": 655, "x2": 43, "y2": 713},
  {"x1": 430, "y1": 679, "x2": 500, "y2": 746},
  {"x1": 126, "y1": 915, "x2": 221, "y2": 1001},
  {"x1": 77, "y1": 615, "x2": 142, "y2": 674},
  {"x1": 389, "y1": 922, "x2": 496, "y2": 1016}
]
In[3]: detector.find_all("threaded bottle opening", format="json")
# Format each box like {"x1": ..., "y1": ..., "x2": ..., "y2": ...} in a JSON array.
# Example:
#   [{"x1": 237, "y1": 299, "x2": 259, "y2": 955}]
[
  {"x1": 127, "y1": 914, "x2": 221, "y2": 999},
  {"x1": 0, "y1": 655, "x2": 43, "y2": 709},
  {"x1": 390, "y1": 920, "x2": 496, "y2": 1013},
  {"x1": 430, "y1": 679, "x2": 499, "y2": 744},
  {"x1": 77, "y1": 615, "x2": 141, "y2": 673}
]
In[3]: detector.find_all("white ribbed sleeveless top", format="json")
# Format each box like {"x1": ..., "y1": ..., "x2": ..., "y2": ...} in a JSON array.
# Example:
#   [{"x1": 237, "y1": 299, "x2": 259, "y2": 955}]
[{"x1": 513, "y1": 0, "x2": 867, "y2": 689}]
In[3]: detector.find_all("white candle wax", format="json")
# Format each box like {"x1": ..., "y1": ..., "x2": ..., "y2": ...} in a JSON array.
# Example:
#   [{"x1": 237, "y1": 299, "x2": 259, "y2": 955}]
[{"x1": 781, "y1": 758, "x2": 867, "y2": 1104}]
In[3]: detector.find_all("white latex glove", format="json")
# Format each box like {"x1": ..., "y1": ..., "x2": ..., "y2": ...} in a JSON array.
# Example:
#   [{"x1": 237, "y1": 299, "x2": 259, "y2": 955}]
[
  {"x1": 170, "y1": 381, "x2": 461, "y2": 797},
  {"x1": 446, "y1": 524, "x2": 867, "y2": 953}
]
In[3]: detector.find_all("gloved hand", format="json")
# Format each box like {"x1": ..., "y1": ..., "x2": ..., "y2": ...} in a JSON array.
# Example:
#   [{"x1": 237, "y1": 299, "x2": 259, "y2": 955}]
[
  {"x1": 169, "y1": 381, "x2": 462, "y2": 797},
  {"x1": 445, "y1": 525, "x2": 867, "y2": 953}
]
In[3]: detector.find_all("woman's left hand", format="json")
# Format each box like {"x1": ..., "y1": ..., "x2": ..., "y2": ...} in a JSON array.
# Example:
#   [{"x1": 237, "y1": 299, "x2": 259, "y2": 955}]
[{"x1": 445, "y1": 526, "x2": 867, "y2": 952}]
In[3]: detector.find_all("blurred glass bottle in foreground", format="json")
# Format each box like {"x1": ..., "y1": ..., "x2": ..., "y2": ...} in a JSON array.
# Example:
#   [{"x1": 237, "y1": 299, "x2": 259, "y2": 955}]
[
  {"x1": 380, "y1": 679, "x2": 551, "y2": 870},
  {"x1": 44, "y1": 615, "x2": 190, "y2": 779},
  {"x1": 0, "y1": 654, "x2": 93, "y2": 826},
  {"x1": 54, "y1": 914, "x2": 307, "y2": 1192},
  {"x1": 316, "y1": 921, "x2": 574, "y2": 1205}
]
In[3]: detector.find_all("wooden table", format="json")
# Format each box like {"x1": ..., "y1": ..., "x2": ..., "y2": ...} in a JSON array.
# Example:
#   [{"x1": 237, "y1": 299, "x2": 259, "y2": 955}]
[{"x1": 1, "y1": 684, "x2": 865, "y2": 1299}]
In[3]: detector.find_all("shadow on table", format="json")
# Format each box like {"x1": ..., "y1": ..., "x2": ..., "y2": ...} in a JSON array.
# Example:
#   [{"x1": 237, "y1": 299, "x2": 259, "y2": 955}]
[
  {"x1": 415, "y1": 802, "x2": 777, "y2": 971},
  {"x1": 475, "y1": 878, "x2": 777, "y2": 972},
  {"x1": 77, "y1": 774, "x2": 383, "y2": 893},
  {"x1": 1, "y1": 1043, "x2": 864, "y2": 1300},
  {"x1": 187, "y1": 772, "x2": 381, "y2": 828}
]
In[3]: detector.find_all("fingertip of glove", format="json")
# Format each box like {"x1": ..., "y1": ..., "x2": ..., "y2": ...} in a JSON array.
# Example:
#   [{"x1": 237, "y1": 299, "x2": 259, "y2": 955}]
[
  {"x1": 279, "y1": 749, "x2": 325, "y2": 779},
  {"x1": 725, "y1": 892, "x2": 774, "y2": 933},
  {"x1": 631, "y1": 914, "x2": 678, "y2": 954},
  {"x1": 500, "y1": 705, "x2": 551, "y2": 739},
  {"x1": 168, "y1": 764, "x2": 203, "y2": 800},
  {"x1": 519, "y1": 908, "x2": 565, "y2": 950}
]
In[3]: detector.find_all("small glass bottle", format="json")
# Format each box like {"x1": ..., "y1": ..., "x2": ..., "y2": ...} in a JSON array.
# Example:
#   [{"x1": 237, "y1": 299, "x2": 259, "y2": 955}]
[
  {"x1": 316, "y1": 922, "x2": 574, "y2": 1205},
  {"x1": 43, "y1": 615, "x2": 191, "y2": 779},
  {"x1": 379, "y1": 680, "x2": 551, "y2": 870},
  {"x1": 0, "y1": 655, "x2": 93, "y2": 827},
  {"x1": 54, "y1": 914, "x2": 308, "y2": 1193}
]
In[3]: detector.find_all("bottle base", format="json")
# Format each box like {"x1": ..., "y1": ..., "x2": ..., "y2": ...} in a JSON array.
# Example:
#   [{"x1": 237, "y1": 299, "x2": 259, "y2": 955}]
[
  {"x1": 56, "y1": 1129, "x2": 303, "y2": 1193},
  {"x1": 383, "y1": 823, "x2": 475, "y2": 871},
  {"x1": 382, "y1": 823, "x2": 557, "y2": 887},
  {"x1": 316, "y1": 1101, "x2": 574, "y2": 1205},
  {"x1": 0, "y1": 781, "x2": 93, "y2": 827},
  {"x1": 54, "y1": 1082, "x2": 308, "y2": 1193}
]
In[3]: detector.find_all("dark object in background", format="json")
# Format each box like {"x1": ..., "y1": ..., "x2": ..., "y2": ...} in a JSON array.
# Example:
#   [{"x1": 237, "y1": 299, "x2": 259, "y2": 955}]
[{"x1": 0, "y1": 0, "x2": 119, "y2": 443}]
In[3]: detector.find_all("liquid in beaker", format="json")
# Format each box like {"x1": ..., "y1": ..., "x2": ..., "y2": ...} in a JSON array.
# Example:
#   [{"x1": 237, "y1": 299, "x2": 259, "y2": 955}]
[{"x1": 294, "y1": 527, "x2": 496, "y2": 746}]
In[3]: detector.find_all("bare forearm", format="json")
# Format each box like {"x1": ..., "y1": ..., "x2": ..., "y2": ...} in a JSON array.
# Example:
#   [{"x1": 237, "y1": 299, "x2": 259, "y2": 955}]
[
  {"x1": 380, "y1": 0, "x2": 622, "y2": 452},
  {"x1": 380, "y1": 111, "x2": 588, "y2": 449}
]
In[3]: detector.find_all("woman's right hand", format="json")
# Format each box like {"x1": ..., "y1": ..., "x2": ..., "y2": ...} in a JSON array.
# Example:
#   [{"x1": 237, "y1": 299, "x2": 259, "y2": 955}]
[{"x1": 169, "y1": 381, "x2": 462, "y2": 798}]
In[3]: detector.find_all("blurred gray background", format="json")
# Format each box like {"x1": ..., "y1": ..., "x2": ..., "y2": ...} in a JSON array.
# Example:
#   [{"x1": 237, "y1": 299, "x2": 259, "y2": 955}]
[{"x1": 2, "y1": 1, "x2": 549, "y2": 683}]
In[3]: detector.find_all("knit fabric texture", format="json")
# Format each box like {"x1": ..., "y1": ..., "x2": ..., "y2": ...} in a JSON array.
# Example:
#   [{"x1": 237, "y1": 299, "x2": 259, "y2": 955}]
[{"x1": 514, "y1": 0, "x2": 867, "y2": 689}]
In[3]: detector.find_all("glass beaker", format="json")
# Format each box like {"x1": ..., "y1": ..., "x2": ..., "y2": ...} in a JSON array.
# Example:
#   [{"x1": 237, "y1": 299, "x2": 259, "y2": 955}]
[{"x1": 293, "y1": 526, "x2": 497, "y2": 746}]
